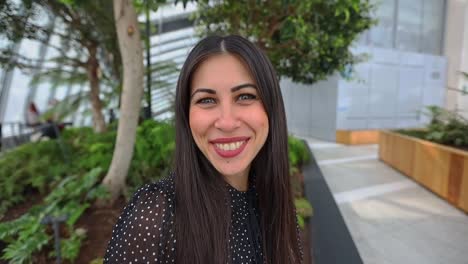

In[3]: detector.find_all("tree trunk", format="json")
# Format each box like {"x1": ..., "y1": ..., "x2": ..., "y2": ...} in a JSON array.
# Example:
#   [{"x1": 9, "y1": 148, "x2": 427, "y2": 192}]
[
  {"x1": 102, "y1": 0, "x2": 144, "y2": 202},
  {"x1": 87, "y1": 45, "x2": 107, "y2": 133}
]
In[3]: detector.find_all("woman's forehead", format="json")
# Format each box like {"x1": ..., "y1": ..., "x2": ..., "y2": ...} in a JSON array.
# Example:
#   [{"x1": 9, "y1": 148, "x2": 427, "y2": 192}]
[{"x1": 190, "y1": 54, "x2": 255, "y2": 92}]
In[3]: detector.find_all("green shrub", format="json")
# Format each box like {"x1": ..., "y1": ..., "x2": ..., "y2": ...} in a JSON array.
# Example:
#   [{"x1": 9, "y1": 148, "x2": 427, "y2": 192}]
[
  {"x1": 288, "y1": 135, "x2": 313, "y2": 229},
  {"x1": 397, "y1": 106, "x2": 468, "y2": 148},
  {"x1": 395, "y1": 129, "x2": 427, "y2": 139},
  {"x1": 0, "y1": 120, "x2": 176, "y2": 215},
  {"x1": 0, "y1": 168, "x2": 107, "y2": 264},
  {"x1": 295, "y1": 197, "x2": 313, "y2": 229},
  {"x1": 0, "y1": 140, "x2": 67, "y2": 218},
  {"x1": 288, "y1": 135, "x2": 311, "y2": 173},
  {"x1": 127, "y1": 120, "x2": 176, "y2": 196}
]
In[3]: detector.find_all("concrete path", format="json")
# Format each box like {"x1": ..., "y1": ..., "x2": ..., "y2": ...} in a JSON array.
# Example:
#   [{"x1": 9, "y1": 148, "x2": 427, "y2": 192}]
[{"x1": 304, "y1": 137, "x2": 468, "y2": 264}]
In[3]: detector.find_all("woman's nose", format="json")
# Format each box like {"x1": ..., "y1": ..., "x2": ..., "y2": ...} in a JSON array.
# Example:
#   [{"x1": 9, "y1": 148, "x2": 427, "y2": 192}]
[{"x1": 214, "y1": 103, "x2": 240, "y2": 131}]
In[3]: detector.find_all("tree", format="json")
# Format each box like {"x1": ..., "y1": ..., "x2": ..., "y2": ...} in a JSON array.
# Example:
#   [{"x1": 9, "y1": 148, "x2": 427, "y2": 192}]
[
  {"x1": 101, "y1": 0, "x2": 144, "y2": 201},
  {"x1": 194, "y1": 0, "x2": 375, "y2": 84},
  {"x1": 102, "y1": 0, "x2": 193, "y2": 202},
  {"x1": 0, "y1": 0, "x2": 121, "y2": 133}
]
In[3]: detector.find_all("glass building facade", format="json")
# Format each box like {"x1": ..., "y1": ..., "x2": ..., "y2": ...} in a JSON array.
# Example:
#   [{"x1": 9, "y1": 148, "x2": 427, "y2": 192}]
[{"x1": 359, "y1": 0, "x2": 446, "y2": 55}]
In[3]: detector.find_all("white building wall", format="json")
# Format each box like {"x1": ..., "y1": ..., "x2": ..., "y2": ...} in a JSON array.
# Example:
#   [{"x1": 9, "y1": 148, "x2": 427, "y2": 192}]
[
  {"x1": 444, "y1": 0, "x2": 468, "y2": 118},
  {"x1": 281, "y1": 76, "x2": 338, "y2": 141},
  {"x1": 337, "y1": 46, "x2": 446, "y2": 130}
]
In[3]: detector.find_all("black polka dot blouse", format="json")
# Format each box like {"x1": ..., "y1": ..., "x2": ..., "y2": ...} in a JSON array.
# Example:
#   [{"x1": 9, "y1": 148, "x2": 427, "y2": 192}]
[{"x1": 104, "y1": 174, "x2": 303, "y2": 263}]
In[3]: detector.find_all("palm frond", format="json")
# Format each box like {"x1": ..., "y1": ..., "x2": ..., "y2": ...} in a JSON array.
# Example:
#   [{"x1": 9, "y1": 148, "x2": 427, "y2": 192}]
[
  {"x1": 30, "y1": 68, "x2": 87, "y2": 88},
  {"x1": 40, "y1": 91, "x2": 88, "y2": 122}
]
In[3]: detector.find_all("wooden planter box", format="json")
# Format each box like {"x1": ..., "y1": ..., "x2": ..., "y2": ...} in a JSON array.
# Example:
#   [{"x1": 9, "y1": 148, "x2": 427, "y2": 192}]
[
  {"x1": 336, "y1": 130, "x2": 379, "y2": 145},
  {"x1": 379, "y1": 130, "x2": 468, "y2": 213}
]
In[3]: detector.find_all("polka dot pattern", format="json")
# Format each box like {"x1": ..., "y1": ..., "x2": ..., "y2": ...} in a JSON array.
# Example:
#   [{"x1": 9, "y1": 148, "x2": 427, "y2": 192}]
[{"x1": 104, "y1": 174, "x2": 303, "y2": 263}]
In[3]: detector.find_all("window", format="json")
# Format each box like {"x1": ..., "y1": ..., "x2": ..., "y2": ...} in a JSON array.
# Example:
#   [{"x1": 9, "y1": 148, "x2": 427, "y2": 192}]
[
  {"x1": 369, "y1": 0, "x2": 396, "y2": 48},
  {"x1": 396, "y1": 0, "x2": 423, "y2": 52},
  {"x1": 360, "y1": 0, "x2": 445, "y2": 55},
  {"x1": 421, "y1": 0, "x2": 445, "y2": 54}
]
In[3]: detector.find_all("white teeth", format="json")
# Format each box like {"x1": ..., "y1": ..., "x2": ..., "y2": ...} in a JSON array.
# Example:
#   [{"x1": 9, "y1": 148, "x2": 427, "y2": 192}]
[{"x1": 215, "y1": 141, "x2": 245, "y2": 151}]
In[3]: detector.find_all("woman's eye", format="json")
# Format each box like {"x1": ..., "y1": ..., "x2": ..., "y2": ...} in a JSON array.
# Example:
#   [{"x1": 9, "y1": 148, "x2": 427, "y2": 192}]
[
  {"x1": 238, "y1": 94, "x2": 257, "y2": 101},
  {"x1": 196, "y1": 97, "x2": 216, "y2": 104}
]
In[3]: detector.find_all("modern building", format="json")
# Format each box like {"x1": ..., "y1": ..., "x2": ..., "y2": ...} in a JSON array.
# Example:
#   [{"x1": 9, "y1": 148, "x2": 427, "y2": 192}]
[{"x1": 282, "y1": 0, "x2": 468, "y2": 143}]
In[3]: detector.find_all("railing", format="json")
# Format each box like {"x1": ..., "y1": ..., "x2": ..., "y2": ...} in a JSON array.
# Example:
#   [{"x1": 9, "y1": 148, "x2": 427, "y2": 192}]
[{"x1": 0, "y1": 121, "x2": 71, "y2": 163}]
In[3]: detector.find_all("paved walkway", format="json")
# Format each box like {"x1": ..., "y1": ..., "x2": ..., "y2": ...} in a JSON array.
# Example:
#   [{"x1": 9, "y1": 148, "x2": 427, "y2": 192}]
[{"x1": 304, "y1": 137, "x2": 468, "y2": 264}]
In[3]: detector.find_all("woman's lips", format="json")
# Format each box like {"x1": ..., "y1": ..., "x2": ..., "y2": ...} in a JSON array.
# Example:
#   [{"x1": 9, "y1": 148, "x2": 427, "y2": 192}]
[{"x1": 210, "y1": 137, "x2": 250, "y2": 158}]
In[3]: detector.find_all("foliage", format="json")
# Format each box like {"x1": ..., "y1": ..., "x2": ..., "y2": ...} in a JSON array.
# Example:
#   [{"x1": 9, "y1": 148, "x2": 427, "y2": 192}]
[
  {"x1": 0, "y1": 0, "x2": 120, "y2": 76},
  {"x1": 0, "y1": 0, "x2": 121, "y2": 132},
  {"x1": 0, "y1": 120, "x2": 176, "y2": 216},
  {"x1": 0, "y1": 168, "x2": 107, "y2": 264},
  {"x1": 424, "y1": 106, "x2": 468, "y2": 147},
  {"x1": 394, "y1": 129, "x2": 427, "y2": 140},
  {"x1": 396, "y1": 106, "x2": 468, "y2": 149},
  {"x1": 288, "y1": 136, "x2": 313, "y2": 229},
  {"x1": 295, "y1": 197, "x2": 313, "y2": 229},
  {"x1": 0, "y1": 140, "x2": 66, "y2": 218},
  {"x1": 127, "y1": 120, "x2": 176, "y2": 196},
  {"x1": 288, "y1": 135, "x2": 311, "y2": 174},
  {"x1": 194, "y1": 0, "x2": 375, "y2": 84},
  {"x1": 89, "y1": 258, "x2": 104, "y2": 264}
]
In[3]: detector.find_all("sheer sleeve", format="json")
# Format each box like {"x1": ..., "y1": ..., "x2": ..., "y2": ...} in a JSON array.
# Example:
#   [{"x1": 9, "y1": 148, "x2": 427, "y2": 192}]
[
  {"x1": 295, "y1": 212, "x2": 305, "y2": 264},
  {"x1": 104, "y1": 178, "x2": 176, "y2": 264}
]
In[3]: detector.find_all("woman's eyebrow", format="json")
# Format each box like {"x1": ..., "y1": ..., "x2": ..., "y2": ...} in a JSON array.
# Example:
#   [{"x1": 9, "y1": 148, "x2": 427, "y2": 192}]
[
  {"x1": 230, "y1": 83, "x2": 257, "y2": 92},
  {"x1": 191, "y1": 88, "x2": 215, "y2": 98},
  {"x1": 190, "y1": 83, "x2": 257, "y2": 98}
]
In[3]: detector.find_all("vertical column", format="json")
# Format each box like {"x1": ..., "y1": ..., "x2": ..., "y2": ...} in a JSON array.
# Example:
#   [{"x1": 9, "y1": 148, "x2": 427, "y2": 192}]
[
  {"x1": 0, "y1": 42, "x2": 21, "y2": 123},
  {"x1": 443, "y1": 0, "x2": 468, "y2": 118},
  {"x1": 24, "y1": 16, "x2": 56, "y2": 111}
]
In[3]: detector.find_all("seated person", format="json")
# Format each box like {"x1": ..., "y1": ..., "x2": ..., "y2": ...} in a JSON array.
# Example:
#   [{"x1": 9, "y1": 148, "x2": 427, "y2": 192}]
[{"x1": 25, "y1": 101, "x2": 66, "y2": 140}]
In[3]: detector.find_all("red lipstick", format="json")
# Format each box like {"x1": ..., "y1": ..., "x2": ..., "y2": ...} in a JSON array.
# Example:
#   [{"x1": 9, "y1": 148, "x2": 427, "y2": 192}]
[{"x1": 210, "y1": 137, "x2": 250, "y2": 158}]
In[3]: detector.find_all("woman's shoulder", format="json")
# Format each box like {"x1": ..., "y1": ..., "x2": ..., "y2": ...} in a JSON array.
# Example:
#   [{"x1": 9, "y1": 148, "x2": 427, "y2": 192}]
[
  {"x1": 139, "y1": 172, "x2": 175, "y2": 194},
  {"x1": 130, "y1": 172, "x2": 175, "y2": 209},
  {"x1": 104, "y1": 173, "x2": 176, "y2": 263}
]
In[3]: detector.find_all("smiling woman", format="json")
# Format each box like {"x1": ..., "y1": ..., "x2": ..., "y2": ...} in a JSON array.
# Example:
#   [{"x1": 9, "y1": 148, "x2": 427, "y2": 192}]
[
  {"x1": 104, "y1": 35, "x2": 303, "y2": 264},
  {"x1": 189, "y1": 54, "x2": 269, "y2": 191}
]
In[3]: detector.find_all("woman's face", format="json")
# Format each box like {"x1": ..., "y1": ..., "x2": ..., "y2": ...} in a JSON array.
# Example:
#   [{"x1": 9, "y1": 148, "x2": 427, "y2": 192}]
[{"x1": 189, "y1": 54, "x2": 269, "y2": 189}]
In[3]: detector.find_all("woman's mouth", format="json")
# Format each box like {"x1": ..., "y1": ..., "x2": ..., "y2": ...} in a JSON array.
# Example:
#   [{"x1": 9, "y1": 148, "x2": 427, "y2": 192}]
[{"x1": 210, "y1": 137, "x2": 250, "y2": 158}]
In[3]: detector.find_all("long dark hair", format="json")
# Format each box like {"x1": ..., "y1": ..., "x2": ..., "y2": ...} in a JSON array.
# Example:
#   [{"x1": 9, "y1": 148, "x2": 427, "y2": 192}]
[{"x1": 174, "y1": 35, "x2": 301, "y2": 264}]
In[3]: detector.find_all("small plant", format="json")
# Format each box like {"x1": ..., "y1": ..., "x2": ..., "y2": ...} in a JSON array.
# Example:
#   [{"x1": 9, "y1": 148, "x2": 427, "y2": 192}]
[
  {"x1": 0, "y1": 140, "x2": 66, "y2": 218},
  {"x1": 423, "y1": 106, "x2": 468, "y2": 147},
  {"x1": 397, "y1": 106, "x2": 468, "y2": 149},
  {"x1": 0, "y1": 168, "x2": 107, "y2": 264},
  {"x1": 288, "y1": 135, "x2": 311, "y2": 174},
  {"x1": 295, "y1": 197, "x2": 313, "y2": 229},
  {"x1": 288, "y1": 135, "x2": 313, "y2": 230}
]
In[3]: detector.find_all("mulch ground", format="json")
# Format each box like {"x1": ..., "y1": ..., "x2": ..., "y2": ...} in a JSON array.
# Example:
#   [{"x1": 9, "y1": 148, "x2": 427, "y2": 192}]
[
  {"x1": 74, "y1": 198, "x2": 126, "y2": 264},
  {"x1": 0, "y1": 195, "x2": 126, "y2": 264}
]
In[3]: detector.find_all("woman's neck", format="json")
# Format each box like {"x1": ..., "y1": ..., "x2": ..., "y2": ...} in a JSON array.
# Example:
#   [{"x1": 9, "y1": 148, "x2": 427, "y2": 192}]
[{"x1": 223, "y1": 168, "x2": 250, "y2": 191}]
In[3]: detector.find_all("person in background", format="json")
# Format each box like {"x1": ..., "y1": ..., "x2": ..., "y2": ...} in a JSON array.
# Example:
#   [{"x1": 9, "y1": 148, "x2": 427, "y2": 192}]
[
  {"x1": 26, "y1": 100, "x2": 65, "y2": 140},
  {"x1": 25, "y1": 102, "x2": 41, "y2": 127}
]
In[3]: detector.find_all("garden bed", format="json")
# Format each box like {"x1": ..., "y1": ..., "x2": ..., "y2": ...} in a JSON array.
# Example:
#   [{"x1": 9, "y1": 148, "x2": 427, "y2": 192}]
[{"x1": 379, "y1": 130, "x2": 468, "y2": 213}]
